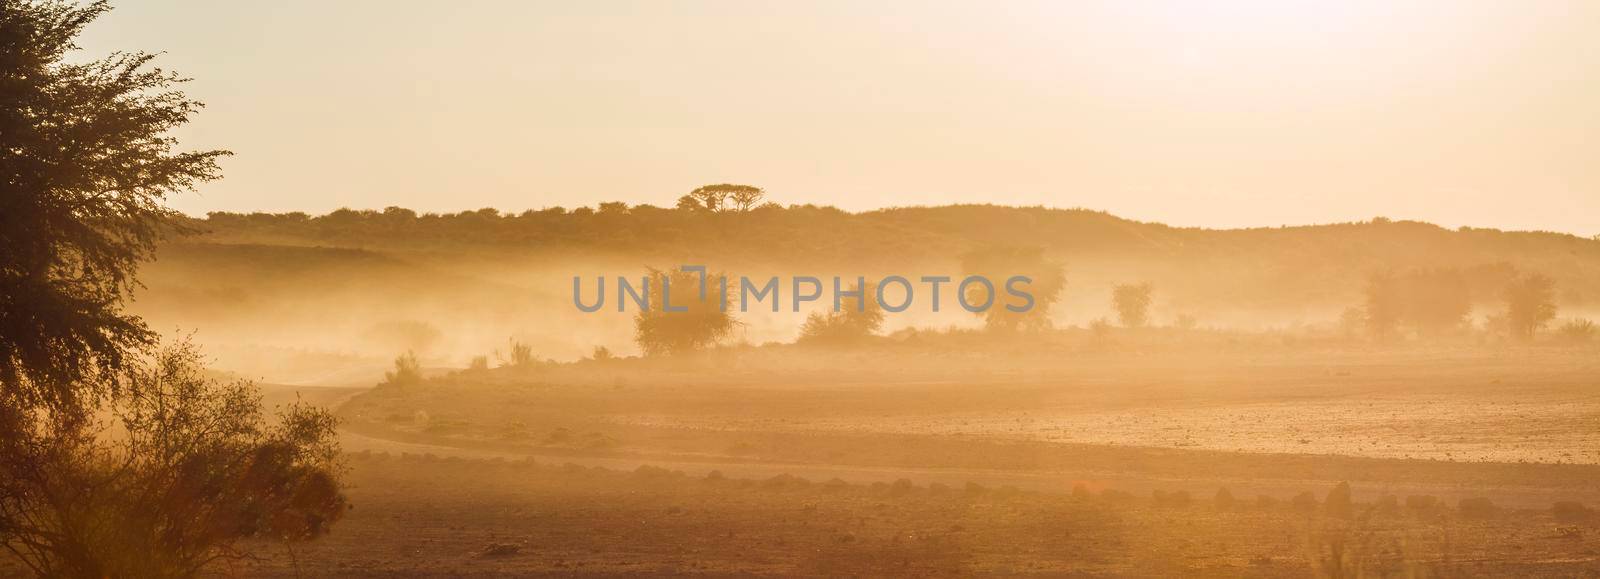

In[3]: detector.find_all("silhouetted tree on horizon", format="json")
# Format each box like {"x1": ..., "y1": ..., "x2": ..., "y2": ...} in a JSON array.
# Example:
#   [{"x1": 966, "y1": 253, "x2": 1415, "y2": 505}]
[{"x1": 678, "y1": 184, "x2": 764, "y2": 213}]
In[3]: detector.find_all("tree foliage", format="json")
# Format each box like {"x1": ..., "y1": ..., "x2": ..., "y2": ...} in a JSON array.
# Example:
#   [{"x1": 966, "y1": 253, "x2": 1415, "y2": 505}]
[
  {"x1": 1112, "y1": 283, "x2": 1154, "y2": 328},
  {"x1": 1503, "y1": 273, "x2": 1557, "y2": 340},
  {"x1": 633, "y1": 267, "x2": 737, "y2": 355},
  {"x1": 961, "y1": 247, "x2": 1065, "y2": 332},
  {"x1": 0, "y1": 0, "x2": 228, "y2": 407},
  {"x1": 678, "y1": 184, "x2": 763, "y2": 213}
]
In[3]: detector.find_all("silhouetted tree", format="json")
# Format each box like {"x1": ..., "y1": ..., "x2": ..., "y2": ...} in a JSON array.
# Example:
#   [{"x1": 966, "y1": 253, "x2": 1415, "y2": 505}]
[
  {"x1": 679, "y1": 183, "x2": 763, "y2": 213},
  {"x1": 0, "y1": 0, "x2": 228, "y2": 407},
  {"x1": 1504, "y1": 273, "x2": 1557, "y2": 340},
  {"x1": 634, "y1": 267, "x2": 737, "y2": 355},
  {"x1": 1111, "y1": 283, "x2": 1154, "y2": 328},
  {"x1": 675, "y1": 194, "x2": 702, "y2": 212},
  {"x1": 686, "y1": 185, "x2": 726, "y2": 212},
  {"x1": 0, "y1": 340, "x2": 346, "y2": 578},
  {"x1": 961, "y1": 247, "x2": 1066, "y2": 332},
  {"x1": 726, "y1": 185, "x2": 766, "y2": 212}
]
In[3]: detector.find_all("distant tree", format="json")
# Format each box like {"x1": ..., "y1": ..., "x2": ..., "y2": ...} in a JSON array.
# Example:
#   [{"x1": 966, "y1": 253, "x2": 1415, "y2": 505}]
[
  {"x1": 675, "y1": 195, "x2": 702, "y2": 212},
  {"x1": 1111, "y1": 283, "x2": 1154, "y2": 328},
  {"x1": 0, "y1": 0, "x2": 229, "y2": 407},
  {"x1": 0, "y1": 339, "x2": 346, "y2": 578},
  {"x1": 1504, "y1": 273, "x2": 1558, "y2": 340},
  {"x1": 1363, "y1": 272, "x2": 1404, "y2": 341},
  {"x1": 961, "y1": 247, "x2": 1066, "y2": 332},
  {"x1": 680, "y1": 184, "x2": 763, "y2": 213},
  {"x1": 466, "y1": 355, "x2": 489, "y2": 372},
  {"x1": 687, "y1": 185, "x2": 727, "y2": 212},
  {"x1": 727, "y1": 185, "x2": 766, "y2": 212},
  {"x1": 591, "y1": 346, "x2": 614, "y2": 361},
  {"x1": 634, "y1": 267, "x2": 737, "y2": 355},
  {"x1": 597, "y1": 201, "x2": 630, "y2": 215},
  {"x1": 798, "y1": 282, "x2": 883, "y2": 344}
]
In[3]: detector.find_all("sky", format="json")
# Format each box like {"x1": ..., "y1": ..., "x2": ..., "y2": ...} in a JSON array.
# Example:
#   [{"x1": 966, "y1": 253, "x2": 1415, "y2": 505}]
[{"x1": 78, "y1": 0, "x2": 1600, "y2": 235}]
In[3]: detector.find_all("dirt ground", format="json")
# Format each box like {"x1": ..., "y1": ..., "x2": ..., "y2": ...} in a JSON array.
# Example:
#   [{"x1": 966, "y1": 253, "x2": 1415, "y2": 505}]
[{"x1": 217, "y1": 453, "x2": 1600, "y2": 578}]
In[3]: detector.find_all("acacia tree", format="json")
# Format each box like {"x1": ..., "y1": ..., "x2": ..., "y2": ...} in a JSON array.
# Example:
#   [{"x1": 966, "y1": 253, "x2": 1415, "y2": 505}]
[
  {"x1": 1112, "y1": 283, "x2": 1154, "y2": 328},
  {"x1": 0, "y1": 0, "x2": 229, "y2": 407},
  {"x1": 634, "y1": 267, "x2": 737, "y2": 355},
  {"x1": 678, "y1": 184, "x2": 763, "y2": 213},
  {"x1": 0, "y1": 3, "x2": 344, "y2": 575},
  {"x1": 1504, "y1": 273, "x2": 1557, "y2": 340}
]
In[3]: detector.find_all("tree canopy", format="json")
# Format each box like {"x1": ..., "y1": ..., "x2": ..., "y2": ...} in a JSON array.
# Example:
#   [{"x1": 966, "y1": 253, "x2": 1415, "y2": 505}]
[{"x1": 0, "y1": 0, "x2": 228, "y2": 407}]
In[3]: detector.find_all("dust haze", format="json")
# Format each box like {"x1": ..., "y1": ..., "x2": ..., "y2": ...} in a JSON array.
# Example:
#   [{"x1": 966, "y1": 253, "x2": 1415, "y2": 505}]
[{"x1": 126, "y1": 203, "x2": 1600, "y2": 576}]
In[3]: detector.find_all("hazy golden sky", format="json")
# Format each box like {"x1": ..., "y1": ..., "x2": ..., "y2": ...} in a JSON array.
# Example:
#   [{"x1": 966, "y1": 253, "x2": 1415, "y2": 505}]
[{"x1": 81, "y1": 1, "x2": 1598, "y2": 234}]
